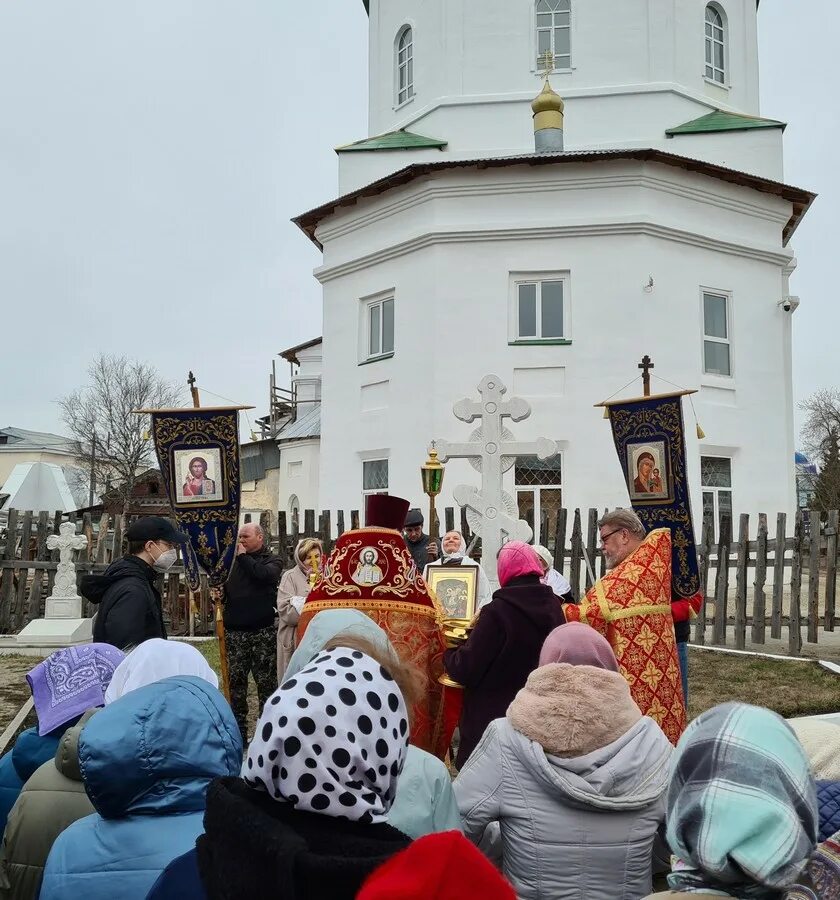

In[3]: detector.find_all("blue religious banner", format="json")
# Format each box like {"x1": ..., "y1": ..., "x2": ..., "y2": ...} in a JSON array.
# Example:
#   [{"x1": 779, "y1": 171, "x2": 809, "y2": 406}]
[
  {"x1": 147, "y1": 407, "x2": 245, "y2": 590},
  {"x1": 601, "y1": 391, "x2": 703, "y2": 608}
]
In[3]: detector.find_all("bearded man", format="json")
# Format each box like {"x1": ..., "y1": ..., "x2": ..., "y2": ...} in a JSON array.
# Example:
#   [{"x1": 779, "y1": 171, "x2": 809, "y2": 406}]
[{"x1": 563, "y1": 508, "x2": 687, "y2": 744}]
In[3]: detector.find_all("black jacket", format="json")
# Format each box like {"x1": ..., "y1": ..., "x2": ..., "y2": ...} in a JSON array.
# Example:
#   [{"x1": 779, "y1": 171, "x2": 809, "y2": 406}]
[
  {"x1": 444, "y1": 574, "x2": 566, "y2": 768},
  {"x1": 194, "y1": 777, "x2": 410, "y2": 900},
  {"x1": 222, "y1": 548, "x2": 283, "y2": 631},
  {"x1": 81, "y1": 555, "x2": 166, "y2": 650}
]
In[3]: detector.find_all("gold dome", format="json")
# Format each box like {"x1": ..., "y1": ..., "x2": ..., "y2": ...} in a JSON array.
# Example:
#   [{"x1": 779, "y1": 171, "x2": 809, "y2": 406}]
[{"x1": 531, "y1": 78, "x2": 565, "y2": 116}]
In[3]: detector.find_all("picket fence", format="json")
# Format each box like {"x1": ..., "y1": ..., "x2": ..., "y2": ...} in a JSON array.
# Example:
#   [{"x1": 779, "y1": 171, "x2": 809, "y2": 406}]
[{"x1": 0, "y1": 506, "x2": 837, "y2": 654}]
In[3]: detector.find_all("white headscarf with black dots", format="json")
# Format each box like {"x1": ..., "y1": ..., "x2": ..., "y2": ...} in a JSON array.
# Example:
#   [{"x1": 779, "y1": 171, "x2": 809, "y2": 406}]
[{"x1": 242, "y1": 646, "x2": 409, "y2": 824}]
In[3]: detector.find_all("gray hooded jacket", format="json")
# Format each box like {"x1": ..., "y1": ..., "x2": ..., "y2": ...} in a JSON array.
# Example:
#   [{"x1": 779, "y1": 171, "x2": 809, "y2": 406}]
[{"x1": 454, "y1": 665, "x2": 672, "y2": 900}]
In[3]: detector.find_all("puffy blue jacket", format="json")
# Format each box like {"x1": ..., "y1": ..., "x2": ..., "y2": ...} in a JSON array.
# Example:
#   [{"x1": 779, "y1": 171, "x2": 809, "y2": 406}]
[
  {"x1": 40, "y1": 675, "x2": 241, "y2": 900},
  {"x1": 0, "y1": 726, "x2": 64, "y2": 833},
  {"x1": 817, "y1": 780, "x2": 840, "y2": 842}
]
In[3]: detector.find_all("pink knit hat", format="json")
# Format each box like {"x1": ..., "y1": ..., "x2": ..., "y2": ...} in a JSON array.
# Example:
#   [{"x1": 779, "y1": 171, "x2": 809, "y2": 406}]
[
  {"x1": 497, "y1": 541, "x2": 543, "y2": 587},
  {"x1": 538, "y1": 622, "x2": 620, "y2": 671}
]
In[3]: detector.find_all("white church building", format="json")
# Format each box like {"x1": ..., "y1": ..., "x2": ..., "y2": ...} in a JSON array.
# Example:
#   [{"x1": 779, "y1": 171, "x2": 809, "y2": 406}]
[{"x1": 284, "y1": 0, "x2": 815, "y2": 547}]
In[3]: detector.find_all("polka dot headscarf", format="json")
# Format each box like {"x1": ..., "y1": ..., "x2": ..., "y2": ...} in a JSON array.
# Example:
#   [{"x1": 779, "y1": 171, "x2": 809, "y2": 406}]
[{"x1": 242, "y1": 647, "x2": 410, "y2": 824}]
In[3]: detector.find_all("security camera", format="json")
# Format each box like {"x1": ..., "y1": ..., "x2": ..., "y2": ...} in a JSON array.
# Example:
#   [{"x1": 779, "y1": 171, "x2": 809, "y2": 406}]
[{"x1": 778, "y1": 296, "x2": 800, "y2": 313}]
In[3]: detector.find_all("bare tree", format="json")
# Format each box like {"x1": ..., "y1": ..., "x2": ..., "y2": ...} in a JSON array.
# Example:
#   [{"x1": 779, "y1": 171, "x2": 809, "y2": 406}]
[
  {"x1": 59, "y1": 355, "x2": 181, "y2": 513},
  {"x1": 800, "y1": 388, "x2": 840, "y2": 459}
]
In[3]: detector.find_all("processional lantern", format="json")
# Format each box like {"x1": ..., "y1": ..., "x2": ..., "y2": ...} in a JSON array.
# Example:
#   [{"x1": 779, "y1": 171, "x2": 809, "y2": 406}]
[{"x1": 420, "y1": 443, "x2": 445, "y2": 541}]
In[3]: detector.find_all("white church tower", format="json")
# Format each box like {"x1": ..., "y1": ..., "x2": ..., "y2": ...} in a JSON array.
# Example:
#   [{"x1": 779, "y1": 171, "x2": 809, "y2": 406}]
[{"x1": 292, "y1": 0, "x2": 814, "y2": 542}]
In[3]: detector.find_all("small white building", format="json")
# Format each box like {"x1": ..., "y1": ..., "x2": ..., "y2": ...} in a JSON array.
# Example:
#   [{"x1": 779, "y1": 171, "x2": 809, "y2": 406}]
[{"x1": 290, "y1": 0, "x2": 815, "y2": 545}]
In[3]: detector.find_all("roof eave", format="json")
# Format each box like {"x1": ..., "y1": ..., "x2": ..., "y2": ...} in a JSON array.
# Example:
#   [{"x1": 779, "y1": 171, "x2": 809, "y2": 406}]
[{"x1": 292, "y1": 148, "x2": 815, "y2": 250}]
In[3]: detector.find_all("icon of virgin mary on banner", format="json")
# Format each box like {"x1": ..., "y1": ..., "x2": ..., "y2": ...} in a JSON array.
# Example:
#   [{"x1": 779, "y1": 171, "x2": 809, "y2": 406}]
[
  {"x1": 602, "y1": 390, "x2": 703, "y2": 614},
  {"x1": 145, "y1": 406, "x2": 246, "y2": 590}
]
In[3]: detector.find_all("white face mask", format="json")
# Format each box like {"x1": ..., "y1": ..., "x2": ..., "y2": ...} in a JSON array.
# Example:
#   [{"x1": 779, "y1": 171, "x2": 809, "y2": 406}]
[{"x1": 150, "y1": 543, "x2": 178, "y2": 572}]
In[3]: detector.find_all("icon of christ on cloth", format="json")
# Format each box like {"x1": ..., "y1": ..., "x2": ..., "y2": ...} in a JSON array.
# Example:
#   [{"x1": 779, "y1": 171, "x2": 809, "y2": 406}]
[
  {"x1": 563, "y1": 524, "x2": 687, "y2": 745},
  {"x1": 296, "y1": 494, "x2": 456, "y2": 760}
]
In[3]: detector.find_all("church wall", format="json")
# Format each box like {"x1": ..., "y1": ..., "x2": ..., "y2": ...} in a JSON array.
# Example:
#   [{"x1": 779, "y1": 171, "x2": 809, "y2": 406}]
[
  {"x1": 278, "y1": 440, "x2": 321, "y2": 525},
  {"x1": 365, "y1": 0, "x2": 760, "y2": 157},
  {"x1": 316, "y1": 163, "x2": 796, "y2": 531}
]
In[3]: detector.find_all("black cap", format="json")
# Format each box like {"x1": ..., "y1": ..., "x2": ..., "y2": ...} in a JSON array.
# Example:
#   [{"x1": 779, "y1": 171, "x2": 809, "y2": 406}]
[
  {"x1": 125, "y1": 516, "x2": 187, "y2": 545},
  {"x1": 404, "y1": 508, "x2": 424, "y2": 528}
]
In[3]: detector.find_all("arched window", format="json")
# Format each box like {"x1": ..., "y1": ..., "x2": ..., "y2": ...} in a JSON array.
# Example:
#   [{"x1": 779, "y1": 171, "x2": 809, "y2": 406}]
[
  {"x1": 396, "y1": 26, "x2": 414, "y2": 106},
  {"x1": 536, "y1": 0, "x2": 571, "y2": 71},
  {"x1": 705, "y1": 5, "x2": 726, "y2": 84},
  {"x1": 288, "y1": 495, "x2": 300, "y2": 531}
]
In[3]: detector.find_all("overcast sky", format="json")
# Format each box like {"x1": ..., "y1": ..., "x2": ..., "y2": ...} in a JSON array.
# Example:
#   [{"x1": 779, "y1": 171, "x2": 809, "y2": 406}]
[{"x1": 0, "y1": 1, "x2": 835, "y2": 446}]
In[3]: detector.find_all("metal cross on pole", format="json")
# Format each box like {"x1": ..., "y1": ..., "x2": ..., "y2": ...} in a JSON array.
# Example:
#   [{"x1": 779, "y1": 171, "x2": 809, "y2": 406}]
[{"x1": 638, "y1": 355, "x2": 654, "y2": 397}]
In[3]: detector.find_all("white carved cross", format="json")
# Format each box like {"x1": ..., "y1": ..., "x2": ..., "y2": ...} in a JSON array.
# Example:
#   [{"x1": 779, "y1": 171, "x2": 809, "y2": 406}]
[
  {"x1": 434, "y1": 375, "x2": 558, "y2": 589},
  {"x1": 46, "y1": 522, "x2": 88, "y2": 603}
]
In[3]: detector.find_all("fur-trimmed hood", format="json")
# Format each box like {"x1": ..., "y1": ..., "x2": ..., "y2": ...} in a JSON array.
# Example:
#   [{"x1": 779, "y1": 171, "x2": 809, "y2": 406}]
[{"x1": 506, "y1": 663, "x2": 672, "y2": 811}]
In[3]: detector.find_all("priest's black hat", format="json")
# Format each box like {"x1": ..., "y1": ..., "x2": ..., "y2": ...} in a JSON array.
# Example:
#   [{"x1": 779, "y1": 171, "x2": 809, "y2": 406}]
[{"x1": 365, "y1": 495, "x2": 411, "y2": 531}]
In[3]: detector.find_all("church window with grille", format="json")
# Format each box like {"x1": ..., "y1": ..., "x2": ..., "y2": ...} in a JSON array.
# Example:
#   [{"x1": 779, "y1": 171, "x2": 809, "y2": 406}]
[
  {"x1": 396, "y1": 26, "x2": 414, "y2": 106},
  {"x1": 536, "y1": 0, "x2": 571, "y2": 71},
  {"x1": 701, "y1": 456, "x2": 732, "y2": 537},
  {"x1": 705, "y1": 5, "x2": 726, "y2": 84},
  {"x1": 362, "y1": 459, "x2": 389, "y2": 497},
  {"x1": 516, "y1": 454, "x2": 563, "y2": 551}
]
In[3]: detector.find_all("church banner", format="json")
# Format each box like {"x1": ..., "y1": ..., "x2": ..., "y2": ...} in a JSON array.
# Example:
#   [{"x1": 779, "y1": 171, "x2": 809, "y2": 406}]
[
  {"x1": 150, "y1": 407, "x2": 242, "y2": 590},
  {"x1": 604, "y1": 393, "x2": 701, "y2": 602}
]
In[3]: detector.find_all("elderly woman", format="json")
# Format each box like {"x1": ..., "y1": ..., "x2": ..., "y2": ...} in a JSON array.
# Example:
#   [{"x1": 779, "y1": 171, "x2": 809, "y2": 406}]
[
  {"x1": 532, "y1": 544, "x2": 574, "y2": 602},
  {"x1": 443, "y1": 541, "x2": 566, "y2": 768},
  {"x1": 423, "y1": 530, "x2": 493, "y2": 609},
  {"x1": 643, "y1": 702, "x2": 818, "y2": 899},
  {"x1": 148, "y1": 646, "x2": 414, "y2": 899},
  {"x1": 276, "y1": 537, "x2": 323, "y2": 680},
  {"x1": 0, "y1": 644, "x2": 124, "y2": 835},
  {"x1": 455, "y1": 622, "x2": 672, "y2": 899}
]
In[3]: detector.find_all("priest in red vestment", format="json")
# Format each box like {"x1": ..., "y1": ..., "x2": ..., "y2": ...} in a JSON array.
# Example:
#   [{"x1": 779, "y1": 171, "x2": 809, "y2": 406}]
[
  {"x1": 563, "y1": 508, "x2": 687, "y2": 745},
  {"x1": 297, "y1": 495, "x2": 452, "y2": 759}
]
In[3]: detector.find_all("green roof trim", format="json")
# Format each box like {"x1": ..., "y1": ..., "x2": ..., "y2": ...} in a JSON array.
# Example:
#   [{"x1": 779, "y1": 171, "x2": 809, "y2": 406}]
[
  {"x1": 666, "y1": 109, "x2": 786, "y2": 137},
  {"x1": 336, "y1": 130, "x2": 448, "y2": 153}
]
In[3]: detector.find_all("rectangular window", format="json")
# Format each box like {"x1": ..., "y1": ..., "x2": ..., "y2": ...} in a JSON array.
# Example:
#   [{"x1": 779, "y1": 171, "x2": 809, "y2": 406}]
[
  {"x1": 536, "y1": 0, "x2": 572, "y2": 70},
  {"x1": 703, "y1": 291, "x2": 731, "y2": 376},
  {"x1": 701, "y1": 456, "x2": 732, "y2": 537},
  {"x1": 515, "y1": 454, "x2": 562, "y2": 551},
  {"x1": 362, "y1": 459, "x2": 389, "y2": 496},
  {"x1": 514, "y1": 277, "x2": 568, "y2": 341},
  {"x1": 366, "y1": 297, "x2": 394, "y2": 360}
]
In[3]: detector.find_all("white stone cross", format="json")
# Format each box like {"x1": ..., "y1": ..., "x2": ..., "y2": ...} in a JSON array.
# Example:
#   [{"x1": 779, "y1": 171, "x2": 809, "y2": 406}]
[
  {"x1": 434, "y1": 375, "x2": 558, "y2": 589},
  {"x1": 45, "y1": 522, "x2": 88, "y2": 617}
]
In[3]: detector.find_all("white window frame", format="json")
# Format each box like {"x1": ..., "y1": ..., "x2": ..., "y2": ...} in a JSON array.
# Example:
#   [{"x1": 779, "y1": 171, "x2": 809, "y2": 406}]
[
  {"x1": 361, "y1": 458, "x2": 389, "y2": 498},
  {"x1": 360, "y1": 292, "x2": 395, "y2": 363},
  {"x1": 534, "y1": 0, "x2": 573, "y2": 73},
  {"x1": 395, "y1": 25, "x2": 415, "y2": 108},
  {"x1": 509, "y1": 272, "x2": 571, "y2": 343},
  {"x1": 704, "y1": 4, "x2": 727, "y2": 86},
  {"x1": 514, "y1": 455, "x2": 563, "y2": 549},
  {"x1": 700, "y1": 455, "x2": 733, "y2": 536},
  {"x1": 701, "y1": 288, "x2": 732, "y2": 379}
]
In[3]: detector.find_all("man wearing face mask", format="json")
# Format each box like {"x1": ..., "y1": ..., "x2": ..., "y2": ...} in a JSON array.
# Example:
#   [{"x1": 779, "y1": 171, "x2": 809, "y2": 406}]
[{"x1": 81, "y1": 517, "x2": 186, "y2": 651}]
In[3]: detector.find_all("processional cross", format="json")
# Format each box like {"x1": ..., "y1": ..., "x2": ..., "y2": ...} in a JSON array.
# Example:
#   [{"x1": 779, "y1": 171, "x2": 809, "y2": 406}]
[{"x1": 433, "y1": 375, "x2": 559, "y2": 589}]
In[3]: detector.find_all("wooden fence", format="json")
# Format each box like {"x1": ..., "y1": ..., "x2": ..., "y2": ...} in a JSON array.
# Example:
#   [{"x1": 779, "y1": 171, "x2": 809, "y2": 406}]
[{"x1": 1, "y1": 505, "x2": 838, "y2": 653}]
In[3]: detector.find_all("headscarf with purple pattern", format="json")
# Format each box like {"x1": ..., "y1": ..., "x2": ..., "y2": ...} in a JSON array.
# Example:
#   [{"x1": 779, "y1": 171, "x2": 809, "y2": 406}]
[{"x1": 27, "y1": 644, "x2": 125, "y2": 735}]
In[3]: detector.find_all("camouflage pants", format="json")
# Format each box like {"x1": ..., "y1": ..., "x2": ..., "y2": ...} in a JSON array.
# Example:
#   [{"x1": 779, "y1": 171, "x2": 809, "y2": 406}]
[{"x1": 226, "y1": 624, "x2": 277, "y2": 743}]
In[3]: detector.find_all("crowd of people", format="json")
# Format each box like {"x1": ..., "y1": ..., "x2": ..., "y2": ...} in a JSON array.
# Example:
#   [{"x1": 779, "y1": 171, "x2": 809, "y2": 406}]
[{"x1": 0, "y1": 504, "x2": 835, "y2": 898}]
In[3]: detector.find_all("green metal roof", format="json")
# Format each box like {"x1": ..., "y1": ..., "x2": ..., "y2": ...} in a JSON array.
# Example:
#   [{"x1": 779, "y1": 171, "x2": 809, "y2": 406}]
[
  {"x1": 666, "y1": 109, "x2": 786, "y2": 136},
  {"x1": 336, "y1": 129, "x2": 447, "y2": 153}
]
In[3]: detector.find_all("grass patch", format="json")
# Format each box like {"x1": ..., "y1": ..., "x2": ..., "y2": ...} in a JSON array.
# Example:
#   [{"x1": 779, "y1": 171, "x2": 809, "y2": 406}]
[
  {"x1": 193, "y1": 638, "x2": 840, "y2": 726},
  {"x1": 688, "y1": 650, "x2": 840, "y2": 720}
]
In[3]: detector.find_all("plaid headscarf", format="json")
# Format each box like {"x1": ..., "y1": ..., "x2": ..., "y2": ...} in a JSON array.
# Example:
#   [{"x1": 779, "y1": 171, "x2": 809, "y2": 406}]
[{"x1": 667, "y1": 702, "x2": 818, "y2": 898}]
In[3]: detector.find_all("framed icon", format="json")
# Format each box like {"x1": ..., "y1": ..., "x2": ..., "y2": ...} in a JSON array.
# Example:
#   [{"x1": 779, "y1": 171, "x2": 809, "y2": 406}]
[{"x1": 426, "y1": 566, "x2": 479, "y2": 621}]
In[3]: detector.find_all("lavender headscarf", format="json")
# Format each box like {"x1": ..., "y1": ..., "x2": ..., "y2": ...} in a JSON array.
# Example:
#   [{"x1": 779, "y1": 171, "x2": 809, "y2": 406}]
[
  {"x1": 27, "y1": 644, "x2": 125, "y2": 736},
  {"x1": 538, "y1": 622, "x2": 620, "y2": 671}
]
